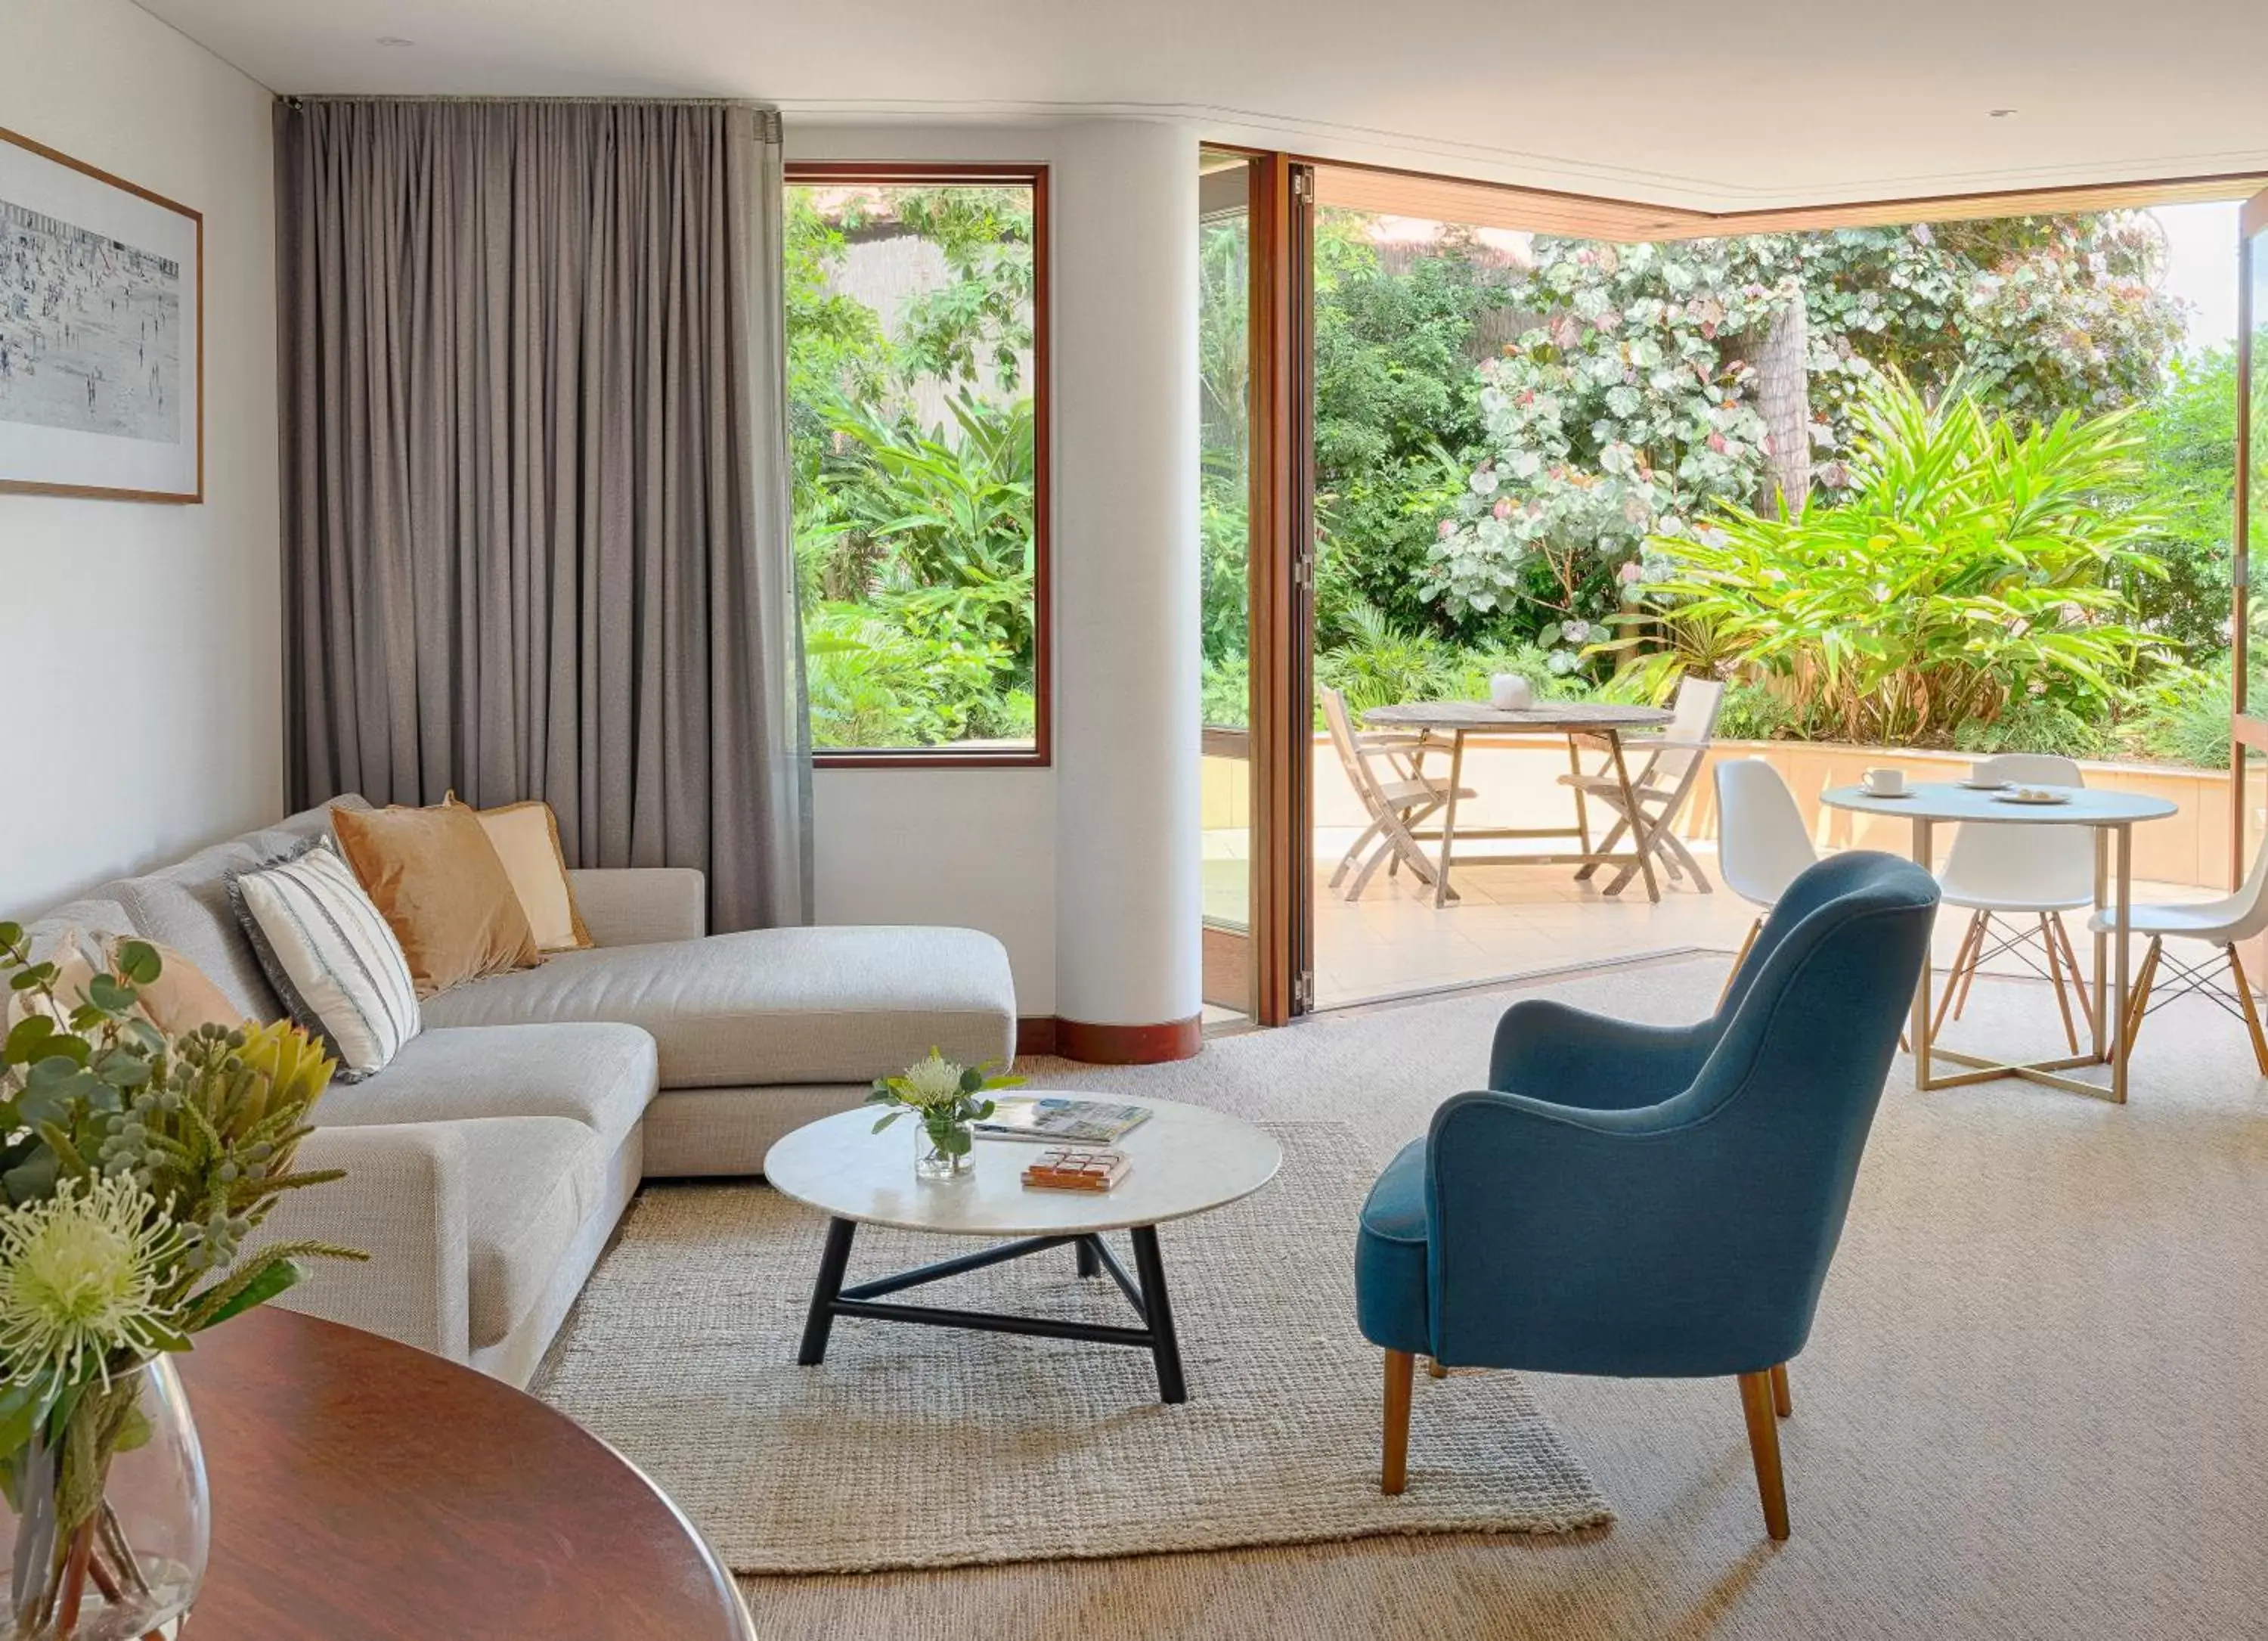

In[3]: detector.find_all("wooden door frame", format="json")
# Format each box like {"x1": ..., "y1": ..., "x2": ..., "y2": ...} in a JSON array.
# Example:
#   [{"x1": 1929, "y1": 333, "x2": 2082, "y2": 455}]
[{"x1": 1246, "y1": 154, "x2": 1317, "y2": 1025}]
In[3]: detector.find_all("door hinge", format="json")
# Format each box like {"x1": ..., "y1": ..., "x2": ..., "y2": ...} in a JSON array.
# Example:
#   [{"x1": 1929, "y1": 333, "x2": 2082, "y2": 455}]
[
  {"x1": 1294, "y1": 554, "x2": 1313, "y2": 588},
  {"x1": 1294, "y1": 970, "x2": 1315, "y2": 1010},
  {"x1": 1292, "y1": 169, "x2": 1313, "y2": 202}
]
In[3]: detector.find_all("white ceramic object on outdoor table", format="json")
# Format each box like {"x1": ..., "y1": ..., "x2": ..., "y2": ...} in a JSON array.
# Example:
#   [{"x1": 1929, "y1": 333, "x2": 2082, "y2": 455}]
[
  {"x1": 764, "y1": 1096, "x2": 1283, "y2": 1236},
  {"x1": 1820, "y1": 780, "x2": 2177, "y2": 1103}
]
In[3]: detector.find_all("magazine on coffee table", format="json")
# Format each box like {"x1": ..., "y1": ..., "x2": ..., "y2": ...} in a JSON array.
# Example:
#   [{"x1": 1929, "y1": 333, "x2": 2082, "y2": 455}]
[{"x1": 974, "y1": 1097, "x2": 1153, "y2": 1145}]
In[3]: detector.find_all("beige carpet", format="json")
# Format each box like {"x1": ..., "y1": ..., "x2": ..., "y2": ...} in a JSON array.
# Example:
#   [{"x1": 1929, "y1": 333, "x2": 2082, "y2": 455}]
[
  {"x1": 700, "y1": 954, "x2": 2268, "y2": 1639},
  {"x1": 534, "y1": 1121, "x2": 1608, "y2": 1572}
]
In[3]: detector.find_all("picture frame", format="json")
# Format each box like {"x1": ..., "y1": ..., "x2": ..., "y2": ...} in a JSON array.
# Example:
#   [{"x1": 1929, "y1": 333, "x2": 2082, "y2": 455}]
[{"x1": 0, "y1": 126, "x2": 203, "y2": 503}]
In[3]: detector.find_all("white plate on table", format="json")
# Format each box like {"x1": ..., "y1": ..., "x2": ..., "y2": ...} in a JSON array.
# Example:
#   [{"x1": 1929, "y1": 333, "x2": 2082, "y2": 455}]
[
  {"x1": 1994, "y1": 789, "x2": 2071, "y2": 806},
  {"x1": 1959, "y1": 779, "x2": 2010, "y2": 791}
]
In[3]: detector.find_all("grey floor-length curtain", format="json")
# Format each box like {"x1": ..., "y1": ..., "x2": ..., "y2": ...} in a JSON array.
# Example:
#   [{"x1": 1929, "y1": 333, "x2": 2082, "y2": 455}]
[{"x1": 274, "y1": 98, "x2": 811, "y2": 931}]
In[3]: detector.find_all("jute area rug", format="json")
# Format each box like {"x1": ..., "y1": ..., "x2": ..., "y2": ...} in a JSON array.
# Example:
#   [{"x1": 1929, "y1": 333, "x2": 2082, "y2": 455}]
[{"x1": 532, "y1": 1120, "x2": 1610, "y2": 1574}]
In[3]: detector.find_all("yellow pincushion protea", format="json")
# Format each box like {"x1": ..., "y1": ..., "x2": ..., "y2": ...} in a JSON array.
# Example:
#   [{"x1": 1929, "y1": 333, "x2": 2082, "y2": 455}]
[
  {"x1": 228, "y1": 1019, "x2": 336, "y2": 1132},
  {"x1": 0, "y1": 1175, "x2": 186, "y2": 1389}
]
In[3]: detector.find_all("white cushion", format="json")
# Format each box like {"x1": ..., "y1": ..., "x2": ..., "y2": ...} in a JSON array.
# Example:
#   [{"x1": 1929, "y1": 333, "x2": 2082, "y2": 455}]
[{"x1": 230, "y1": 842, "x2": 420, "y2": 1081}]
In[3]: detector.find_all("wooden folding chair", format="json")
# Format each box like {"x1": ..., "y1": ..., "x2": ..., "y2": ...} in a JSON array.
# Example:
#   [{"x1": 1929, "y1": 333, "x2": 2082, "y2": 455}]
[
  {"x1": 1561, "y1": 677, "x2": 1725, "y2": 896},
  {"x1": 1321, "y1": 687, "x2": 1473, "y2": 901}
]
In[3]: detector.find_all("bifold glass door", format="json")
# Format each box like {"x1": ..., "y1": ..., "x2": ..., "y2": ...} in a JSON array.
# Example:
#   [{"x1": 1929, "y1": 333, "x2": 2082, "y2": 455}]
[
  {"x1": 1197, "y1": 150, "x2": 1255, "y2": 1023},
  {"x1": 2234, "y1": 188, "x2": 2268, "y2": 883}
]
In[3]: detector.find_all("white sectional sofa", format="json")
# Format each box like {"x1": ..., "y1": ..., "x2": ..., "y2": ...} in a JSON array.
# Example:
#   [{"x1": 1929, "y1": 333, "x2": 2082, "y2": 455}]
[{"x1": 23, "y1": 796, "x2": 1017, "y2": 1386}]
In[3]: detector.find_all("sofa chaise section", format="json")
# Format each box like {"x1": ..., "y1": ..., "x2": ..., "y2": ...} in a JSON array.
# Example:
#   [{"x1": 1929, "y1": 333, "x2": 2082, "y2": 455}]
[{"x1": 423, "y1": 886, "x2": 1018, "y2": 1174}]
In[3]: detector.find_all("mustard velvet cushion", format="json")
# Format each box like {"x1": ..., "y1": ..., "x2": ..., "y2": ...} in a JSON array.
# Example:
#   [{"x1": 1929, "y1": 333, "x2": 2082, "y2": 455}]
[
  {"x1": 450, "y1": 797, "x2": 593, "y2": 954},
  {"x1": 330, "y1": 802, "x2": 542, "y2": 999}
]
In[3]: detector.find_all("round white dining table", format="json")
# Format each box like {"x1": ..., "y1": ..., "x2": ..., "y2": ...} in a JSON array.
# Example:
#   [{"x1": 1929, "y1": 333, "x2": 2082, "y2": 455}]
[{"x1": 1819, "y1": 781, "x2": 2178, "y2": 1103}]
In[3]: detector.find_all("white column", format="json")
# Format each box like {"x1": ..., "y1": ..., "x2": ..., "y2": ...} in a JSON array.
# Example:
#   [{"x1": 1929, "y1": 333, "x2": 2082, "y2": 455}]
[{"x1": 1050, "y1": 121, "x2": 1201, "y2": 1050}]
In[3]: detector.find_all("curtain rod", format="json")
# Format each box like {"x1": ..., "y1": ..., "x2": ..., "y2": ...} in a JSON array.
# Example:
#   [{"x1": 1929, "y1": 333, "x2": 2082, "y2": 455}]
[
  {"x1": 277, "y1": 95, "x2": 781, "y2": 138},
  {"x1": 277, "y1": 95, "x2": 776, "y2": 111}
]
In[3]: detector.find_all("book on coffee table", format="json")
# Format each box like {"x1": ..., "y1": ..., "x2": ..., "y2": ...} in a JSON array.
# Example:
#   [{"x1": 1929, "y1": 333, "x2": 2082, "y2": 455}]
[
  {"x1": 1021, "y1": 1148, "x2": 1132, "y2": 1193},
  {"x1": 974, "y1": 1097, "x2": 1152, "y2": 1146}
]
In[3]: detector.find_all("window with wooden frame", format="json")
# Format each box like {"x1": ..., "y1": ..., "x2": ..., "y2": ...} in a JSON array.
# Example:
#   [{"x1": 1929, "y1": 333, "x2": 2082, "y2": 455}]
[{"x1": 785, "y1": 163, "x2": 1050, "y2": 768}]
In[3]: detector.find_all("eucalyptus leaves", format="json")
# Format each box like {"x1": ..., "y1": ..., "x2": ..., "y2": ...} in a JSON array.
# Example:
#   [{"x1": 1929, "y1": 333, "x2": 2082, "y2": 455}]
[
  {"x1": 0, "y1": 923, "x2": 361, "y2": 1635},
  {"x1": 866, "y1": 1050, "x2": 1024, "y2": 1181}
]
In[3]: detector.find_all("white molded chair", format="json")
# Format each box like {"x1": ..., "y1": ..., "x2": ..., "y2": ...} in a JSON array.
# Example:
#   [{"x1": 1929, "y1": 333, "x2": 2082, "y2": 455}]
[
  {"x1": 1321, "y1": 687, "x2": 1475, "y2": 901},
  {"x1": 1562, "y1": 676, "x2": 1727, "y2": 895},
  {"x1": 2093, "y1": 837, "x2": 2268, "y2": 1075},
  {"x1": 1713, "y1": 758, "x2": 1819, "y2": 997},
  {"x1": 1934, "y1": 753, "x2": 2097, "y2": 1052}
]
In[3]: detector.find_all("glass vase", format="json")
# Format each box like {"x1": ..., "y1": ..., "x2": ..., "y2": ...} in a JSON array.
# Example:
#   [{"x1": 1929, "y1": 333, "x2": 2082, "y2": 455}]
[
  {"x1": 915, "y1": 1115, "x2": 975, "y2": 1181},
  {"x1": 0, "y1": 1355, "x2": 209, "y2": 1640}
]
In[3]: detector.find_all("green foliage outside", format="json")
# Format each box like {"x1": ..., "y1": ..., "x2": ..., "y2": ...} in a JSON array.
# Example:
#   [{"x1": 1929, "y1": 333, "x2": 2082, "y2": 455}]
[
  {"x1": 1625, "y1": 371, "x2": 2172, "y2": 746},
  {"x1": 789, "y1": 185, "x2": 1039, "y2": 749},
  {"x1": 1195, "y1": 205, "x2": 2243, "y2": 770}
]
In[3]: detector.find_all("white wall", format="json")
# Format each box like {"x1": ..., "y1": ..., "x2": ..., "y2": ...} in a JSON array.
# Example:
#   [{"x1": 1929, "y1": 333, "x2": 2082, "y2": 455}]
[
  {"x1": 0, "y1": 0, "x2": 280, "y2": 917},
  {"x1": 791, "y1": 121, "x2": 1202, "y2": 1028}
]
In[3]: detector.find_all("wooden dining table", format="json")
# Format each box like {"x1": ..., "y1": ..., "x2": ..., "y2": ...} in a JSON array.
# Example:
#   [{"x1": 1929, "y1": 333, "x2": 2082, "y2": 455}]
[
  {"x1": 1361, "y1": 700, "x2": 1675, "y2": 907},
  {"x1": 178, "y1": 1308, "x2": 758, "y2": 1639}
]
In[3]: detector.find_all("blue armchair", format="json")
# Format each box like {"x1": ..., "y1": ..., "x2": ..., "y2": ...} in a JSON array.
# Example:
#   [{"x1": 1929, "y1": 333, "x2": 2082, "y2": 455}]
[{"x1": 1355, "y1": 852, "x2": 1938, "y2": 1540}]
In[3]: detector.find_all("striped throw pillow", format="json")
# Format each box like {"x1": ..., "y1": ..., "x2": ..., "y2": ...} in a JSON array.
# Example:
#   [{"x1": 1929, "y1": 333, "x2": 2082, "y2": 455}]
[{"x1": 228, "y1": 840, "x2": 420, "y2": 1081}]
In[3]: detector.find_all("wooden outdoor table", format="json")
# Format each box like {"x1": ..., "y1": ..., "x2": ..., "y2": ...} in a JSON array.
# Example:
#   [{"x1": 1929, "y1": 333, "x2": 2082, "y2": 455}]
[
  {"x1": 1820, "y1": 781, "x2": 2178, "y2": 1104},
  {"x1": 177, "y1": 1308, "x2": 757, "y2": 1640},
  {"x1": 1362, "y1": 701, "x2": 1675, "y2": 906}
]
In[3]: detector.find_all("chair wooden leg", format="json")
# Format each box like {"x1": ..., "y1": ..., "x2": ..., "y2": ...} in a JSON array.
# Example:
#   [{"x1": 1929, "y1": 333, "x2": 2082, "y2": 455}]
[
  {"x1": 2040, "y1": 913, "x2": 2081, "y2": 1056},
  {"x1": 1769, "y1": 1361, "x2": 1791, "y2": 1418},
  {"x1": 1951, "y1": 913, "x2": 1990, "y2": 1022},
  {"x1": 2228, "y1": 943, "x2": 2268, "y2": 1078},
  {"x1": 2050, "y1": 912, "x2": 2090, "y2": 1018},
  {"x1": 1737, "y1": 1371, "x2": 1791, "y2": 1541},
  {"x1": 2122, "y1": 935, "x2": 2162, "y2": 1050},
  {"x1": 1576, "y1": 813, "x2": 1630, "y2": 883},
  {"x1": 1382, "y1": 1349, "x2": 1414, "y2": 1496},
  {"x1": 1932, "y1": 911, "x2": 1984, "y2": 1037},
  {"x1": 1427, "y1": 1356, "x2": 1448, "y2": 1379},
  {"x1": 1718, "y1": 918, "x2": 1761, "y2": 1008}
]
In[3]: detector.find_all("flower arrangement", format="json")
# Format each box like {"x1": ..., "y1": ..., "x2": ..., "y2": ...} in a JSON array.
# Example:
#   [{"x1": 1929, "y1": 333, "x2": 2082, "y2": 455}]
[
  {"x1": 0, "y1": 923, "x2": 362, "y2": 1636},
  {"x1": 866, "y1": 1050, "x2": 1023, "y2": 1180}
]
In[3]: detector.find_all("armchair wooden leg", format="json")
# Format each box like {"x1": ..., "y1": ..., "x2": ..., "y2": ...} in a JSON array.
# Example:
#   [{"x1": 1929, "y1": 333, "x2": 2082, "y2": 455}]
[
  {"x1": 1427, "y1": 1356, "x2": 1448, "y2": 1379},
  {"x1": 1382, "y1": 1349, "x2": 1414, "y2": 1496},
  {"x1": 1769, "y1": 1361, "x2": 1791, "y2": 1418},
  {"x1": 1737, "y1": 1371, "x2": 1791, "y2": 1541}
]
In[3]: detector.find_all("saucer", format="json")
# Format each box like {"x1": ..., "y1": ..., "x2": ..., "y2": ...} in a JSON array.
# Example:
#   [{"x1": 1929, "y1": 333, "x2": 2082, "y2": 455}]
[
  {"x1": 1861, "y1": 788, "x2": 1915, "y2": 799},
  {"x1": 1959, "y1": 779, "x2": 2010, "y2": 791}
]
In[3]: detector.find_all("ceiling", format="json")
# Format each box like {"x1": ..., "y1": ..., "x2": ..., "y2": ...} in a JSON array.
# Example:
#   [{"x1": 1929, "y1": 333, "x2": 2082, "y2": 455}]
[{"x1": 135, "y1": 0, "x2": 2268, "y2": 212}]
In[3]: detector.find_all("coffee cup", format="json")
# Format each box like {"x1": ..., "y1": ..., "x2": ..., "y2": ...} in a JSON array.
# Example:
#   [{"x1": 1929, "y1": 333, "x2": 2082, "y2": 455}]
[
  {"x1": 1489, "y1": 674, "x2": 1534, "y2": 711},
  {"x1": 1863, "y1": 768, "x2": 1906, "y2": 797}
]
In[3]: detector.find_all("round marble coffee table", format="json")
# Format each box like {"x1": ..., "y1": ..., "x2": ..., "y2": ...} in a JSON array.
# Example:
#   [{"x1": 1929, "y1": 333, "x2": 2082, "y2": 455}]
[{"x1": 764, "y1": 1096, "x2": 1281, "y2": 1404}]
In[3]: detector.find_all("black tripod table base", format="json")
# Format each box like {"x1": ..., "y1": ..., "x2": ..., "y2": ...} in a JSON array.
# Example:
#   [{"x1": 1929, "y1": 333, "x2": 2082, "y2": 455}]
[{"x1": 795, "y1": 1218, "x2": 1188, "y2": 1404}]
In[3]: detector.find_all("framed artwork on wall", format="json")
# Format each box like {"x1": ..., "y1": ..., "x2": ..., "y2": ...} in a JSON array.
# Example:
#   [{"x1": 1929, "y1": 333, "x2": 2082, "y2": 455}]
[{"x1": 0, "y1": 126, "x2": 202, "y2": 503}]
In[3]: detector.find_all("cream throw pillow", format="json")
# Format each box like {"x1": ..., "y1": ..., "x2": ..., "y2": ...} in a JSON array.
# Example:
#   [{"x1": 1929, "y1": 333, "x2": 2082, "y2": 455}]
[{"x1": 453, "y1": 798, "x2": 592, "y2": 953}]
